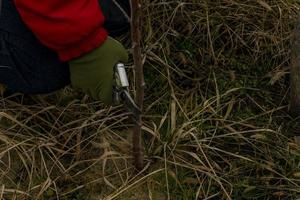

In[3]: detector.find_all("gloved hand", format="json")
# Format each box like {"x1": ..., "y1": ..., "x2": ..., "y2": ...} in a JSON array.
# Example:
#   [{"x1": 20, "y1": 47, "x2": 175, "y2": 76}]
[{"x1": 69, "y1": 37, "x2": 128, "y2": 104}]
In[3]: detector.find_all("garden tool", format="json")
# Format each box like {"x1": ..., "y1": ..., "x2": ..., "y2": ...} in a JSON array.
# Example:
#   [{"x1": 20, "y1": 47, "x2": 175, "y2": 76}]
[{"x1": 113, "y1": 63, "x2": 141, "y2": 119}]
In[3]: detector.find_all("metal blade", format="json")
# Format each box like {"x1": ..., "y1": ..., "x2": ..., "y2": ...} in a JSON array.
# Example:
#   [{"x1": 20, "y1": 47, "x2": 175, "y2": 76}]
[{"x1": 120, "y1": 90, "x2": 141, "y2": 118}]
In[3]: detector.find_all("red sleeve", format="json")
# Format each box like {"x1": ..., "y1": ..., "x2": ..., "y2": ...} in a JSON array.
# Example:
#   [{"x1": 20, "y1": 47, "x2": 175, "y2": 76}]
[{"x1": 13, "y1": 0, "x2": 108, "y2": 61}]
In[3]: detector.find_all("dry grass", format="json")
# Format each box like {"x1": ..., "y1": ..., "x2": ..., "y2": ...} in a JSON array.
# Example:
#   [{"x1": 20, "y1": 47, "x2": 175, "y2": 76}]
[{"x1": 1, "y1": 0, "x2": 300, "y2": 199}]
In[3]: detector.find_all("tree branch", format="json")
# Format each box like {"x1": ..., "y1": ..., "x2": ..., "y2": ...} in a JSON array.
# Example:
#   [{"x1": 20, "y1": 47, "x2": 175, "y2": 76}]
[{"x1": 131, "y1": 0, "x2": 144, "y2": 170}]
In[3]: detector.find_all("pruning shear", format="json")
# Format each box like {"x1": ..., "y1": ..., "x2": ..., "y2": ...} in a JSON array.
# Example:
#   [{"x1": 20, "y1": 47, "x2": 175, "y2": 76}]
[{"x1": 113, "y1": 63, "x2": 141, "y2": 119}]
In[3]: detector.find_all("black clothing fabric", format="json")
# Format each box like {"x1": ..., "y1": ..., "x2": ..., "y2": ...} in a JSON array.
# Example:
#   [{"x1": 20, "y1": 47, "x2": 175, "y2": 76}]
[
  {"x1": 0, "y1": 0, "x2": 70, "y2": 94},
  {"x1": 100, "y1": 0, "x2": 131, "y2": 37}
]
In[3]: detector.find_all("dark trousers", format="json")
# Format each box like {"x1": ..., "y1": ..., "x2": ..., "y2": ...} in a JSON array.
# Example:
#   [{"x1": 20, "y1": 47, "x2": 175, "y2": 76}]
[
  {"x1": 0, "y1": 0, "x2": 130, "y2": 94},
  {"x1": 0, "y1": 0, "x2": 70, "y2": 94}
]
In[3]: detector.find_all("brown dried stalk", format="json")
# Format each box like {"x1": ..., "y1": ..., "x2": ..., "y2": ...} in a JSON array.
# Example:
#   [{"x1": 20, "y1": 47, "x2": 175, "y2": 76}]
[
  {"x1": 131, "y1": 0, "x2": 144, "y2": 170},
  {"x1": 291, "y1": 13, "x2": 300, "y2": 116}
]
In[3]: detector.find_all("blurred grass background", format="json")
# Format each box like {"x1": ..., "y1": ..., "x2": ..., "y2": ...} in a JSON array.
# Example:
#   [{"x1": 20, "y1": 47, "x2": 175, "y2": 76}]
[{"x1": 1, "y1": 0, "x2": 300, "y2": 199}]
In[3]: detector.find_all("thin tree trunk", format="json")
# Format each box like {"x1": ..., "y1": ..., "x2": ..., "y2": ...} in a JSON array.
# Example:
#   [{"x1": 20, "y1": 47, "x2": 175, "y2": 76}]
[
  {"x1": 131, "y1": 0, "x2": 144, "y2": 170},
  {"x1": 290, "y1": 13, "x2": 300, "y2": 116}
]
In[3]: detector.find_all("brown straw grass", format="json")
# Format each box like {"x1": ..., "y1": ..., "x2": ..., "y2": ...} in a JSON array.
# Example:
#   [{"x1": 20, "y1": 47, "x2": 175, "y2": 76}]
[{"x1": 1, "y1": 0, "x2": 300, "y2": 199}]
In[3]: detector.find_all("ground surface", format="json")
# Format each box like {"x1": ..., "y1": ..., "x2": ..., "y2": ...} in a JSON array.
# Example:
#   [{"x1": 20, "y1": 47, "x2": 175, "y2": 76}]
[{"x1": 1, "y1": 0, "x2": 300, "y2": 199}]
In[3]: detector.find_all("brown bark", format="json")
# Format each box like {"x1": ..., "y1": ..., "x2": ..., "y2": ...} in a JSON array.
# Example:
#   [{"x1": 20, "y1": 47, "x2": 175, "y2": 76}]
[
  {"x1": 131, "y1": 0, "x2": 144, "y2": 170},
  {"x1": 290, "y1": 13, "x2": 300, "y2": 116}
]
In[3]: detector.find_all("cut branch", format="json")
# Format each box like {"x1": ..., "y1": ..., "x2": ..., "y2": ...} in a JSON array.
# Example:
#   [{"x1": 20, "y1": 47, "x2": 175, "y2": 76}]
[
  {"x1": 131, "y1": 0, "x2": 144, "y2": 170},
  {"x1": 290, "y1": 13, "x2": 300, "y2": 116}
]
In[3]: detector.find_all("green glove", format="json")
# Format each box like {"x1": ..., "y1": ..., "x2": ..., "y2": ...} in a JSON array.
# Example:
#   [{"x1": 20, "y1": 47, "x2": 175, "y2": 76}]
[{"x1": 69, "y1": 37, "x2": 128, "y2": 104}]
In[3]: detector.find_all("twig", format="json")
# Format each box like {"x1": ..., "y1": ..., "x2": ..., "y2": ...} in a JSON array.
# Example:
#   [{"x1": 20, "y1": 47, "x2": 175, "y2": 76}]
[
  {"x1": 131, "y1": 0, "x2": 144, "y2": 171},
  {"x1": 112, "y1": 0, "x2": 131, "y2": 22},
  {"x1": 290, "y1": 13, "x2": 300, "y2": 116}
]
